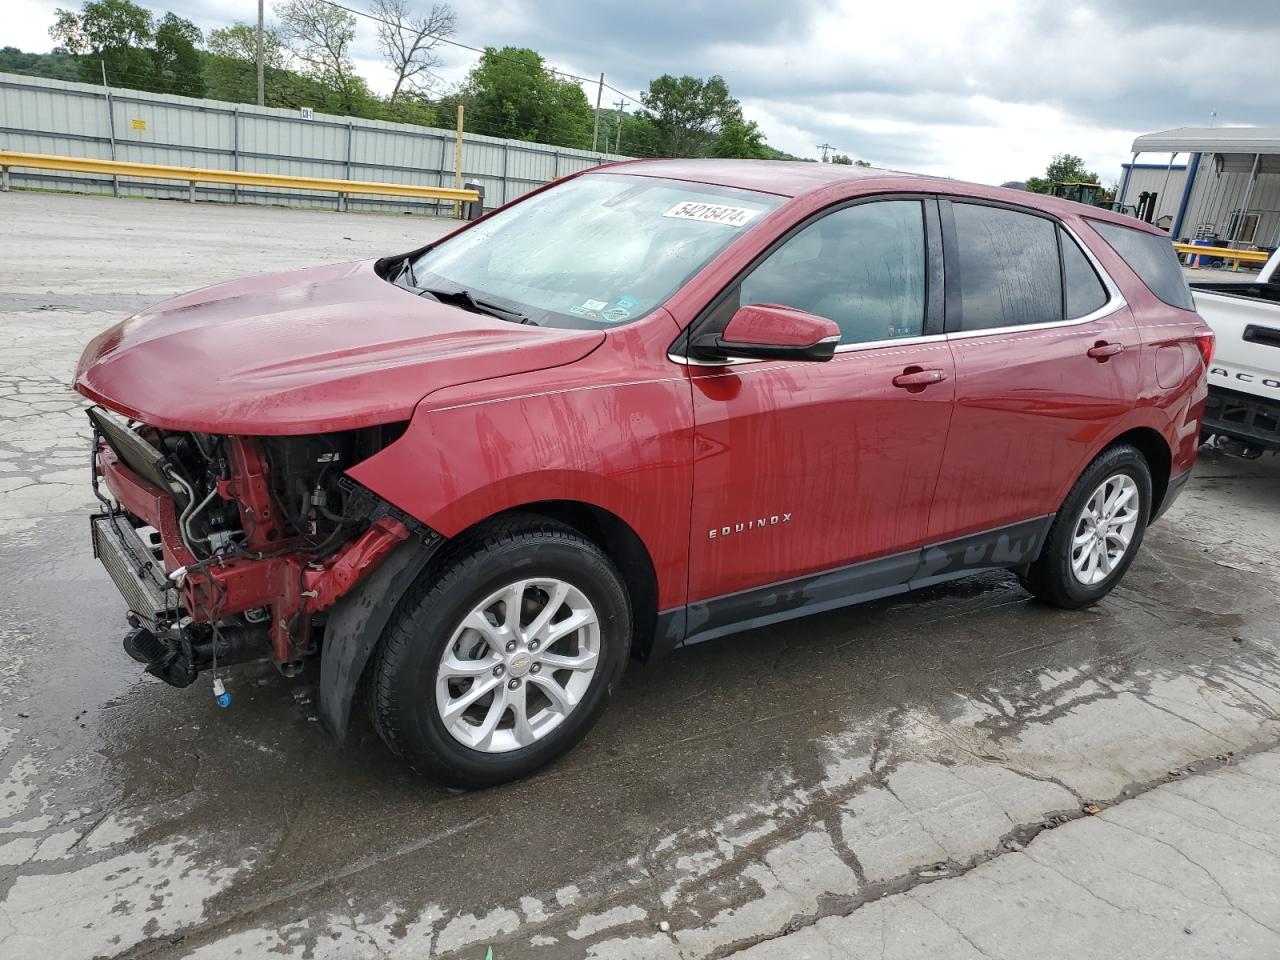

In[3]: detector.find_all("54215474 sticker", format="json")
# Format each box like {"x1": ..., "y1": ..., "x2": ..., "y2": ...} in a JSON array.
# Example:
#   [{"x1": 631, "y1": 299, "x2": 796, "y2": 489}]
[{"x1": 663, "y1": 201, "x2": 761, "y2": 227}]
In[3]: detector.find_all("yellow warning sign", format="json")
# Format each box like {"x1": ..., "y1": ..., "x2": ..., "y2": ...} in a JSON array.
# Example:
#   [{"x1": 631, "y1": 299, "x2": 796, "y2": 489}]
[{"x1": 130, "y1": 118, "x2": 146, "y2": 130}]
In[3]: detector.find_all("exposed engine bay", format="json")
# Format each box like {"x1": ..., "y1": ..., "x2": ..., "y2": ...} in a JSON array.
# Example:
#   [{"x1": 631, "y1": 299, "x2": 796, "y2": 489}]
[{"x1": 88, "y1": 406, "x2": 415, "y2": 689}]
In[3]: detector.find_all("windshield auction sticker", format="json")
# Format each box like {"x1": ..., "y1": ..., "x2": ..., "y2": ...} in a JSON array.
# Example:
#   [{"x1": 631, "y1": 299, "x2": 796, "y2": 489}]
[{"x1": 663, "y1": 201, "x2": 761, "y2": 227}]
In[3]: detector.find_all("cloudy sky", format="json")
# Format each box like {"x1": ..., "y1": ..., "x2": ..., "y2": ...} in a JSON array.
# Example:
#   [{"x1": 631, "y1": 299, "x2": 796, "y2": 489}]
[{"x1": 7, "y1": 0, "x2": 1280, "y2": 183}]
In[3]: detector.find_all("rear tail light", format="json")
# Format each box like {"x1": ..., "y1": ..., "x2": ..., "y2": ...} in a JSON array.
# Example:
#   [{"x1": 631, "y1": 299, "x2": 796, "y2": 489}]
[{"x1": 1193, "y1": 326, "x2": 1215, "y2": 366}]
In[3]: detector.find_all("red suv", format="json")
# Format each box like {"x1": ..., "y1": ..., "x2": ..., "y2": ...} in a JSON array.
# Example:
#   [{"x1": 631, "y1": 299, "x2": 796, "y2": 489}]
[{"x1": 77, "y1": 160, "x2": 1212, "y2": 787}]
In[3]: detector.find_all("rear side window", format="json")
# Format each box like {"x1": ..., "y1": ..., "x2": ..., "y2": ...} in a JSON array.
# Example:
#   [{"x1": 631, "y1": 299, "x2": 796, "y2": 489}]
[
  {"x1": 952, "y1": 203, "x2": 1062, "y2": 330},
  {"x1": 1060, "y1": 229, "x2": 1108, "y2": 318},
  {"x1": 1089, "y1": 219, "x2": 1194, "y2": 311}
]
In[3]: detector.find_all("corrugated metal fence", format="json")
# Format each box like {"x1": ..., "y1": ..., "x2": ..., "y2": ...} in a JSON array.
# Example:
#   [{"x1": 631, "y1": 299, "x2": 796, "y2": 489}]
[{"x1": 0, "y1": 72, "x2": 628, "y2": 214}]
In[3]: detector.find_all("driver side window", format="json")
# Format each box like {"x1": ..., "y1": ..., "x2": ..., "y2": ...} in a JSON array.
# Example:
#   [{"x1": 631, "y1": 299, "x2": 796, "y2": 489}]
[{"x1": 738, "y1": 200, "x2": 927, "y2": 344}]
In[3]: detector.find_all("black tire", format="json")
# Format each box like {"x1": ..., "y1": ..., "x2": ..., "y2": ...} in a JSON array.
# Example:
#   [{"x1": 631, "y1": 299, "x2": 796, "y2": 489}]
[
  {"x1": 1019, "y1": 443, "x2": 1153, "y2": 609},
  {"x1": 370, "y1": 515, "x2": 631, "y2": 789}
]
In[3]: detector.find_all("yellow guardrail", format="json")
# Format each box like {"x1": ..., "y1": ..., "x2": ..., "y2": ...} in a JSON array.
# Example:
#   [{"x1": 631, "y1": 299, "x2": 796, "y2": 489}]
[
  {"x1": 0, "y1": 150, "x2": 480, "y2": 207},
  {"x1": 1173, "y1": 242, "x2": 1270, "y2": 271}
]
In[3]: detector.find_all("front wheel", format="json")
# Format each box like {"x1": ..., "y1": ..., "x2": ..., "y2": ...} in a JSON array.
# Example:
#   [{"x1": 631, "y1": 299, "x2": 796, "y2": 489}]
[
  {"x1": 370, "y1": 518, "x2": 631, "y2": 789},
  {"x1": 1019, "y1": 443, "x2": 1153, "y2": 609}
]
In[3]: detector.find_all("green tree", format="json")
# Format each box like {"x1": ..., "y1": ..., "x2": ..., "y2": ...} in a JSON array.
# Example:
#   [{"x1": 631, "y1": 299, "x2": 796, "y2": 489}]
[
  {"x1": 0, "y1": 45, "x2": 83, "y2": 81},
  {"x1": 612, "y1": 112, "x2": 662, "y2": 157},
  {"x1": 207, "y1": 22, "x2": 287, "y2": 67},
  {"x1": 638, "y1": 74, "x2": 742, "y2": 158},
  {"x1": 152, "y1": 13, "x2": 203, "y2": 96},
  {"x1": 711, "y1": 118, "x2": 767, "y2": 159},
  {"x1": 462, "y1": 47, "x2": 593, "y2": 148},
  {"x1": 1026, "y1": 153, "x2": 1100, "y2": 194},
  {"x1": 275, "y1": 0, "x2": 366, "y2": 113},
  {"x1": 379, "y1": 90, "x2": 439, "y2": 126},
  {"x1": 206, "y1": 20, "x2": 361, "y2": 114},
  {"x1": 50, "y1": 0, "x2": 155, "y2": 87},
  {"x1": 205, "y1": 21, "x2": 283, "y2": 102},
  {"x1": 830, "y1": 153, "x2": 852, "y2": 165}
]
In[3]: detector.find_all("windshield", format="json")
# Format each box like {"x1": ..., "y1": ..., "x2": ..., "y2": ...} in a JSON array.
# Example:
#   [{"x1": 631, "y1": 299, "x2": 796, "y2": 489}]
[{"x1": 409, "y1": 173, "x2": 784, "y2": 329}]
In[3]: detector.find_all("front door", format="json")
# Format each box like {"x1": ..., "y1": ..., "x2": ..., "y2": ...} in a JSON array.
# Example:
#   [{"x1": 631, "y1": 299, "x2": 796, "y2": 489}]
[{"x1": 685, "y1": 197, "x2": 955, "y2": 632}]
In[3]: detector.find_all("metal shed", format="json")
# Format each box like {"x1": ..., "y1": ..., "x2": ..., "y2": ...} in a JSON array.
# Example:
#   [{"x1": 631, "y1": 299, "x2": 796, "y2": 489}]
[{"x1": 1121, "y1": 126, "x2": 1280, "y2": 250}]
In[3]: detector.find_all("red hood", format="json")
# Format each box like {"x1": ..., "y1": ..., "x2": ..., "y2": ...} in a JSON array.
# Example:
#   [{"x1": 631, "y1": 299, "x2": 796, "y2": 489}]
[{"x1": 74, "y1": 260, "x2": 604, "y2": 435}]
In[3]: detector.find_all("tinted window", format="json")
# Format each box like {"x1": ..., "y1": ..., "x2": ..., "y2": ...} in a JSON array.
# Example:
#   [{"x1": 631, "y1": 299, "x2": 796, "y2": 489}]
[
  {"x1": 1089, "y1": 219, "x2": 1195, "y2": 311},
  {"x1": 739, "y1": 200, "x2": 925, "y2": 344},
  {"x1": 1061, "y1": 229, "x2": 1108, "y2": 318},
  {"x1": 952, "y1": 203, "x2": 1062, "y2": 330}
]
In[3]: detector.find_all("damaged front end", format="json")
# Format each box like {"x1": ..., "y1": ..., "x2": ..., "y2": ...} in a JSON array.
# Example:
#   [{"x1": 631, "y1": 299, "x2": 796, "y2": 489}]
[{"x1": 88, "y1": 405, "x2": 420, "y2": 688}]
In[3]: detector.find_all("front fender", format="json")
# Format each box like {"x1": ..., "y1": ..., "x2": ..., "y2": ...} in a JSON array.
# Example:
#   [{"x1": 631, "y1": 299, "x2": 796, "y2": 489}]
[{"x1": 344, "y1": 346, "x2": 696, "y2": 614}]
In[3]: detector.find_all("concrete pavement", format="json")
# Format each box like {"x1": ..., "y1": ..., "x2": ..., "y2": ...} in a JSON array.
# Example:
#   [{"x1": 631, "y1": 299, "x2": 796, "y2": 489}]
[
  {"x1": 734, "y1": 750, "x2": 1280, "y2": 959},
  {"x1": 1, "y1": 191, "x2": 1279, "y2": 960}
]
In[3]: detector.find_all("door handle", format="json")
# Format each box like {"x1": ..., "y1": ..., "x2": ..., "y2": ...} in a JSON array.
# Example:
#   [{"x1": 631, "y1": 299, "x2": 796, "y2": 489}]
[
  {"x1": 892, "y1": 367, "x2": 948, "y2": 389},
  {"x1": 1087, "y1": 341, "x2": 1125, "y2": 360}
]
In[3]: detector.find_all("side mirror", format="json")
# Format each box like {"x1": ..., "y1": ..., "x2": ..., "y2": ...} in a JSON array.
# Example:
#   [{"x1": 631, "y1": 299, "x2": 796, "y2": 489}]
[{"x1": 691, "y1": 303, "x2": 841, "y2": 363}]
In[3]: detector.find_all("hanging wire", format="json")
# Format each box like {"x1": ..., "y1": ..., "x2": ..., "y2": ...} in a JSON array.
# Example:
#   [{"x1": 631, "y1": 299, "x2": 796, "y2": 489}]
[
  {"x1": 309, "y1": 0, "x2": 647, "y2": 106},
  {"x1": 7, "y1": 1, "x2": 671, "y2": 158}
]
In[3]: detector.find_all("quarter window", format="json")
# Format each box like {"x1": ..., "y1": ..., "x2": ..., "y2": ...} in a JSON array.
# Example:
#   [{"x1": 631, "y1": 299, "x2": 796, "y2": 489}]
[
  {"x1": 738, "y1": 200, "x2": 926, "y2": 344},
  {"x1": 951, "y1": 203, "x2": 1063, "y2": 330},
  {"x1": 1061, "y1": 229, "x2": 1109, "y2": 318},
  {"x1": 1088, "y1": 219, "x2": 1195, "y2": 311}
]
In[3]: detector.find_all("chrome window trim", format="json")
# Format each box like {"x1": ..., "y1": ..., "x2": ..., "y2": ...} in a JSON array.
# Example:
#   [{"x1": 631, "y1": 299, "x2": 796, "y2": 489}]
[
  {"x1": 943, "y1": 296, "x2": 1126, "y2": 341},
  {"x1": 667, "y1": 217, "x2": 1128, "y2": 365},
  {"x1": 833, "y1": 332, "x2": 947, "y2": 354}
]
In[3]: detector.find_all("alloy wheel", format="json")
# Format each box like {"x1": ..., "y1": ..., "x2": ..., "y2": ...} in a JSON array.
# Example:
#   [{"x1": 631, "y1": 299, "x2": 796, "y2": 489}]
[
  {"x1": 1070, "y1": 473, "x2": 1140, "y2": 586},
  {"x1": 435, "y1": 578, "x2": 600, "y2": 753}
]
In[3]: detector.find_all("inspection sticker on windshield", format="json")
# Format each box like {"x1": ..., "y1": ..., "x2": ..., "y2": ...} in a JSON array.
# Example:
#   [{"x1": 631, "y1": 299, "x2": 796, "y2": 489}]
[{"x1": 663, "y1": 201, "x2": 760, "y2": 227}]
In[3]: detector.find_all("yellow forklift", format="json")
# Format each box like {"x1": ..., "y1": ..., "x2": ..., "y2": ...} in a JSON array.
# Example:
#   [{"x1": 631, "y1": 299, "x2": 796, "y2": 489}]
[
  {"x1": 1050, "y1": 181, "x2": 1106, "y2": 205},
  {"x1": 1051, "y1": 180, "x2": 1147, "y2": 220}
]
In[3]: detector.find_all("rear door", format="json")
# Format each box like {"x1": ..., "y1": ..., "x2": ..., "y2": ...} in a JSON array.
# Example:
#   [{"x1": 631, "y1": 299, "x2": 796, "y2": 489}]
[
  {"x1": 928, "y1": 199, "x2": 1140, "y2": 543},
  {"x1": 685, "y1": 196, "x2": 956, "y2": 629}
]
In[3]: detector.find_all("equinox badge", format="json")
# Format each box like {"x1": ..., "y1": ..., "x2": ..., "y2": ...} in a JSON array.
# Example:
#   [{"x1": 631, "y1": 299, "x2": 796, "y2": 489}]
[{"x1": 708, "y1": 513, "x2": 792, "y2": 540}]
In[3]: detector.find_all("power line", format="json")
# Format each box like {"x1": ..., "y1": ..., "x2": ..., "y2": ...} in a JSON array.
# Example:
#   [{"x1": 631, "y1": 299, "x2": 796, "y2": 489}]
[{"x1": 311, "y1": 0, "x2": 647, "y2": 106}]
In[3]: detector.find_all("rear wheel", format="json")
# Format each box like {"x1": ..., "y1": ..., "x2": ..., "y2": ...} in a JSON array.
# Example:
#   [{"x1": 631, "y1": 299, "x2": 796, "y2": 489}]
[
  {"x1": 371, "y1": 517, "x2": 630, "y2": 789},
  {"x1": 1019, "y1": 444, "x2": 1153, "y2": 609}
]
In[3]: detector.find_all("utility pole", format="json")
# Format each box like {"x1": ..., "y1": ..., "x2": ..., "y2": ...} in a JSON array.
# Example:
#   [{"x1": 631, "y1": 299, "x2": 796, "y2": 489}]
[
  {"x1": 591, "y1": 73, "x2": 605, "y2": 152},
  {"x1": 612, "y1": 99, "x2": 626, "y2": 154},
  {"x1": 816, "y1": 143, "x2": 835, "y2": 163},
  {"x1": 101, "y1": 59, "x2": 119, "y2": 197},
  {"x1": 453, "y1": 104, "x2": 465, "y2": 218},
  {"x1": 256, "y1": 0, "x2": 265, "y2": 106}
]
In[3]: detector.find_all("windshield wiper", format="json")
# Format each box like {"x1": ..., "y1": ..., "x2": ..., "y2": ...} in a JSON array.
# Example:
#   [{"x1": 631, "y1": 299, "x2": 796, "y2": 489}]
[
  {"x1": 416, "y1": 285, "x2": 536, "y2": 325},
  {"x1": 396, "y1": 256, "x2": 419, "y2": 287}
]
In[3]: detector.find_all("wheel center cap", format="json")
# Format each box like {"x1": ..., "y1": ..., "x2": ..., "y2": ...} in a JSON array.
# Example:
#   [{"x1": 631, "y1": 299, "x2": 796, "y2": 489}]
[{"x1": 508, "y1": 651, "x2": 533, "y2": 677}]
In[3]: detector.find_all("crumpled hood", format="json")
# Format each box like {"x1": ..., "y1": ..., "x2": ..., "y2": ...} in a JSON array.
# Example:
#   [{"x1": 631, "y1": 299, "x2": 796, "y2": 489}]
[{"x1": 74, "y1": 260, "x2": 604, "y2": 435}]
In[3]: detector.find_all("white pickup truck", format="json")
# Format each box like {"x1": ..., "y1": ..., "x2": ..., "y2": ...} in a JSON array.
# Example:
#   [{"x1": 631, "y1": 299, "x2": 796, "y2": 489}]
[{"x1": 1190, "y1": 248, "x2": 1280, "y2": 457}]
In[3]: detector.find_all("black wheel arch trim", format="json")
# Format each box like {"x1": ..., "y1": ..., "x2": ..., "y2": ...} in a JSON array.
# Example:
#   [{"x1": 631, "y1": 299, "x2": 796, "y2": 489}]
[{"x1": 318, "y1": 530, "x2": 445, "y2": 739}]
